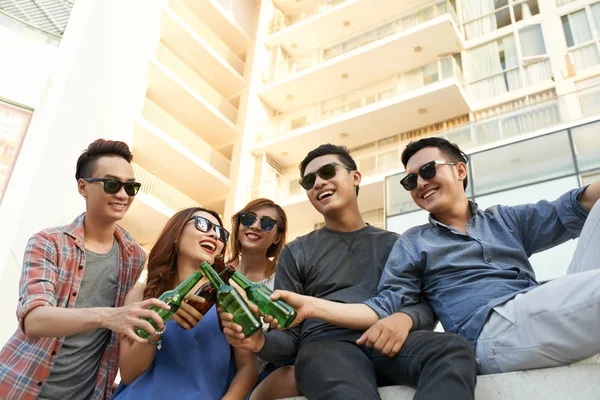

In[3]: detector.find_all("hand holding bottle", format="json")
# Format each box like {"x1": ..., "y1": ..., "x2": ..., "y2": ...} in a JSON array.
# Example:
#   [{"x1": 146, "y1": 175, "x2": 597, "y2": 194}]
[
  {"x1": 173, "y1": 293, "x2": 206, "y2": 330},
  {"x1": 219, "y1": 305, "x2": 266, "y2": 353},
  {"x1": 264, "y1": 290, "x2": 313, "y2": 330}
]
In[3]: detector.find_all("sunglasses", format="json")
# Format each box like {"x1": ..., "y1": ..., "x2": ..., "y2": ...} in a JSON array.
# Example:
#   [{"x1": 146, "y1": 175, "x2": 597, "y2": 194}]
[
  {"x1": 83, "y1": 178, "x2": 141, "y2": 196},
  {"x1": 187, "y1": 216, "x2": 230, "y2": 243},
  {"x1": 240, "y1": 212, "x2": 279, "y2": 232},
  {"x1": 400, "y1": 160, "x2": 457, "y2": 191},
  {"x1": 299, "y1": 162, "x2": 354, "y2": 191}
]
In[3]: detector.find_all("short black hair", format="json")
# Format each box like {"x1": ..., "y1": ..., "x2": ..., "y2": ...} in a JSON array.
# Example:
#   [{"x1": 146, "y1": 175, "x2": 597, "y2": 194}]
[
  {"x1": 299, "y1": 143, "x2": 359, "y2": 196},
  {"x1": 401, "y1": 137, "x2": 469, "y2": 190},
  {"x1": 75, "y1": 139, "x2": 133, "y2": 180}
]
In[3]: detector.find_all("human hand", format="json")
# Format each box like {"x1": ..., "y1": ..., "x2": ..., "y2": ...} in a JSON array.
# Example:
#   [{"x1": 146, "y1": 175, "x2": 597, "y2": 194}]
[
  {"x1": 173, "y1": 294, "x2": 206, "y2": 330},
  {"x1": 266, "y1": 290, "x2": 312, "y2": 330},
  {"x1": 356, "y1": 312, "x2": 413, "y2": 358},
  {"x1": 218, "y1": 306, "x2": 266, "y2": 353},
  {"x1": 104, "y1": 298, "x2": 170, "y2": 344}
]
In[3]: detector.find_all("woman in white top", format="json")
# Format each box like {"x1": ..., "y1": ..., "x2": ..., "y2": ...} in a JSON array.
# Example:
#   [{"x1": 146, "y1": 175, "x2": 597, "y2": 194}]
[{"x1": 227, "y1": 198, "x2": 299, "y2": 400}]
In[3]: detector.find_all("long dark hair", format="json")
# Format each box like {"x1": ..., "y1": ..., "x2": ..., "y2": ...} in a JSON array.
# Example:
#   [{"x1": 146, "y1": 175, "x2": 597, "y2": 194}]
[
  {"x1": 143, "y1": 207, "x2": 226, "y2": 300},
  {"x1": 226, "y1": 198, "x2": 287, "y2": 277}
]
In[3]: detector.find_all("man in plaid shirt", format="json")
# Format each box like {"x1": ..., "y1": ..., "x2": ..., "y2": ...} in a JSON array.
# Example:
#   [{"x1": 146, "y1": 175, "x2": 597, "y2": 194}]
[{"x1": 0, "y1": 139, "x2": 169, "y2": 400}]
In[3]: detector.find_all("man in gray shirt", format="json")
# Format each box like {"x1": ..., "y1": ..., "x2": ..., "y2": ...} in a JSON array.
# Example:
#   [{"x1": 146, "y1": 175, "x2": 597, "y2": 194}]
[{"x1": 221, "y1": 144, "x2": 476, "y2": 399}]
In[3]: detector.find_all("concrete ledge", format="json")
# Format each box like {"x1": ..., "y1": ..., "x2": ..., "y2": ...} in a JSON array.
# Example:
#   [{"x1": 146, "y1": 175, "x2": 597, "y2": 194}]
[{"x1": 283, "y1": 357, "x2": 600, "y2": 400}]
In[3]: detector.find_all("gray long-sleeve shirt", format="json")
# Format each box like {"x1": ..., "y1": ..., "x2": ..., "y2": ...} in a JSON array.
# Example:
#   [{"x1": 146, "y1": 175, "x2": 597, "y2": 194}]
[{"x1": 257, "y1": 225, "x2": 435, "y2": 363}]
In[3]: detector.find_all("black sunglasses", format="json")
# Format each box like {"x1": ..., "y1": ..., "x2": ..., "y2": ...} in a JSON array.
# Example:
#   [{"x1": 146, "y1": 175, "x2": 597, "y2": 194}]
[
  {"x1": 240, "y1": 212, "x2": 279, "y2": 232},
  {"x1": 299, "y1": 162, "x2": 354, "y2": 191},
  {"x1": 83, "y1": 178, "x2": 141, "y2": 196},
  {"x1": 187, "y1": 216, "x2": 230, "y2": 243},
  {"x1": 400, "y1": 160, "x2": 457, "y2": 191}
]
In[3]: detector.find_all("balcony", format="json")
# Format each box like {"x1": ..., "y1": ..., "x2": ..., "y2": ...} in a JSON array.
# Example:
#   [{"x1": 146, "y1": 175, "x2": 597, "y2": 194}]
[
  {"x1": 182, "y1": 0, "x2": 252, "y2": 56},
  {"x1": 260, "y1": 0, "x2": 464, "y2": 111},
  {"x1": 147, "y1": 44, "x2": 240, "y2": 149},
  {"x1": 121, "y1": 164, "x2": 201, "y2": 247},
  {"x1": 0, "y1": 8, "x2": 61, "y2": 46},
  {"x1": 160, "y1": 0, "x2": 245, "y2": 99},
  {"x1": 133, "y1": 99, "x2": 232, "y2": 205},
  {"x1": 253, "y1": 56, "x2": 470, "y2": 167}
]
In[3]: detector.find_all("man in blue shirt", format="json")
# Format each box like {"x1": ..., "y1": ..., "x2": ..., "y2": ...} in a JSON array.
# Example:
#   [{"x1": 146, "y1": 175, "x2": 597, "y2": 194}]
[{"x1": 268, "y1": 137, "x2": 600, "y2": 376}]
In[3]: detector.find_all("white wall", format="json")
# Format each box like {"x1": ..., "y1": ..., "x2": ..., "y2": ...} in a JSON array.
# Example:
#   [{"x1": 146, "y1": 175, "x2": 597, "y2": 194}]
[
  {"x1": 0, "y1": 0, "x2": 167, "y2": 346},
  {"x1": 0, "y1": 23, "x2": 57, "y2": 108}
]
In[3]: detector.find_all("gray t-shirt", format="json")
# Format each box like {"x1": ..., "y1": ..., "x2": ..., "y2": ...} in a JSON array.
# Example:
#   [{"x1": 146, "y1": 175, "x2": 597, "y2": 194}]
[
  {"x1": 257, "y1": 225, "x2": 436, "y2": 363},
  {"x1": 39, "y1": 241, "x2": 119, "y2": 400}
]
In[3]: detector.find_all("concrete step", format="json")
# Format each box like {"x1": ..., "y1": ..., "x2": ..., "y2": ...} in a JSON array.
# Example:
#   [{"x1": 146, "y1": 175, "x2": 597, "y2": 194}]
[{"x1": 283, "y1": 356, "x2": 600, "y2": 400}]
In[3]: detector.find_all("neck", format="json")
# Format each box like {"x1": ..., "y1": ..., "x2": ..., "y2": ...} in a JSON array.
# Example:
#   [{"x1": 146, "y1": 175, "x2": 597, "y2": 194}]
[
  {"x1": 83, "y1": 213, "x2": 117, "y2": 247},
  {"x1": 431, "y1": 198, "x2": 472, "y2": 233},
  {"x1": 323, "y1": 202, "x2": 366, "y2": 232},
  {"x1": 175, "y1": 255, "x2": 199, "y2": 285},
  {"x1": 237, "y1": 249, "x2": 272, "y2": 282}
]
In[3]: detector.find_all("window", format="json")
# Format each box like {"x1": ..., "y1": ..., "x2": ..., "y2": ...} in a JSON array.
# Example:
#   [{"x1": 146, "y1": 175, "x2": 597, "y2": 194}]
[
  {"x1": 562, "y1": 4, "x2": 600, "y2": 71},
  {"x1": 462, "y1": 0, "x2": 540, "y2": 40}
]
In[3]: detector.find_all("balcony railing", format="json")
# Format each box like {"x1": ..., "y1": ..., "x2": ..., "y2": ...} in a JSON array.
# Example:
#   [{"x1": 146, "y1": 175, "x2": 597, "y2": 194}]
[
  {"x1": 567, "y1": 41, "x2": 600, "y2": 72},
  {"x1": 263, "y1": 0, "x2": 459, "y2": 84},
  {"x1": 0, "y1": 9, "x2": 61, "y2": 46},
  {"x1": 141, "y1": 99, "x2": 231, "y2": 177},
  {"x1": 155, "y1": 43, "x2": 238, "y2": 123},
  {"x1": 249, "y1": 84, "x2": 600, "y2": 204},
  {"x1": 270, "y1": 0, "x2": 349, "y2": 34},
  {"x1": 256, "y1": 56, "x2": 466, "y2": 143},
  {"x1": 133, "y1": 163, "x2": 201, "y2": 213}
]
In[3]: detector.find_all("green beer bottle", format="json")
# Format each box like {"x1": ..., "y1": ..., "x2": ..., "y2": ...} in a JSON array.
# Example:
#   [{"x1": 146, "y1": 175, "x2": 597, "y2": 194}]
[
  {"x1": 231, "y1": 271, "x2": 297, "y2": 328},
  {"x1": 134, "y1": 270, "x2": 203, "y2": 339},
  {"x1": 194, "y1": 260, "x2": 236, "y2": 315},
  {"x1": 199, "y1": 261, "x2": 261, "y2": 337}
]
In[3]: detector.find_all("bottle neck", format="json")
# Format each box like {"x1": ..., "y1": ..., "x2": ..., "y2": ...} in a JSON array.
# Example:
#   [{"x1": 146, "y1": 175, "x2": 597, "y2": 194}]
[
  {"x1": 200, "y1": 261, "x2": 224, "y2": 289},
  {"x1": 231, "y1": 271, "x2": 253, "y2": 290},
  {"x1": 213, "y1": 255, "x2": 225, "y2": 273},
  {"x1": 174, "y1": 270, "x2": 203, "y2": 295}
]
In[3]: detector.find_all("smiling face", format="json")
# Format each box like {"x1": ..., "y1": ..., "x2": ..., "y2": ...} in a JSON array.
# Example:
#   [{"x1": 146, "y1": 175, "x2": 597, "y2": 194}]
[
  {"x1": 238, "y1": 205, "x2": 281, "y2": 255},
  {"x1": 177, "y1": 211, "x2": 225, "y2": 265},
  {"x1": 78, "y1": 155, "x2": 135, "y2": 223},
  {"x1": 405, "y1": 147, "x2": 468, "y2": 215},
  {"x1": 303, "y1": 154, "x2": 361, "y2": 218}
]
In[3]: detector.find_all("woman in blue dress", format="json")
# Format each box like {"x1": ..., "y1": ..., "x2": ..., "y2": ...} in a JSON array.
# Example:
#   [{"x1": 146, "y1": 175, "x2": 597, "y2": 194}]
[{"x1": 112, "y1": 207, "x2": 258, "y2": 400}]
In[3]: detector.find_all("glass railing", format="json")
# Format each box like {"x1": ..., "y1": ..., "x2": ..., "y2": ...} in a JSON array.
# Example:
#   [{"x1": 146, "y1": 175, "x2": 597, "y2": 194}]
[
  {"x1": 155, "y1": 43, "x2": 238, "y2": 123},
  {"x1": 263, "y1": 0, "x2": 458, "y2": 84},
  {"x1": 141, "y1": 99, "x2": 231, "y2": 177},
  {"x1": 133, "y1": 163, "x2": 201, "y2": 213},
  {"x1": 256, "y1": 55, "x2": 465, "y2": 143},
  {"x1": 567, "y1": 41, "x2": 600, "y2": 72},
  {"x1": 249, "y1": 84, "x2": 600, "y2": 204},
  {"x1": 270, "y1": 0, "x2": 349, "y2": 34},
  {"x1": 0, "y1": 9, "x2": 61, "y2": 46}
]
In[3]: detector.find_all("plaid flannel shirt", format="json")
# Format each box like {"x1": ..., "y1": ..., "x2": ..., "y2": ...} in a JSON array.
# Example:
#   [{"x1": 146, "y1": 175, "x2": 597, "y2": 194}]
[{"x1": 0, "y1": 213, "x2": 146, "y2": 400}]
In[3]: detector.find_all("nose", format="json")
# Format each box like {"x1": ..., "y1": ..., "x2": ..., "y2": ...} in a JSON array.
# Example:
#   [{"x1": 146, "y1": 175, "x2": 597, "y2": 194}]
[
  {"x1": 249, "y1": 218, "x2": 262, "y2": 231},
  {"x1": 312, "y1": 175, "x2": 328, "y2": 191},
  {"x1": 206, "y1": 227, "x2": 219, "y2": 239},
  {"x1": 416, "y1": 175, "x2": 429, "y2": 190},
  {"x1": 114, "y1": 185, "x2": 129, "y2": 200}
]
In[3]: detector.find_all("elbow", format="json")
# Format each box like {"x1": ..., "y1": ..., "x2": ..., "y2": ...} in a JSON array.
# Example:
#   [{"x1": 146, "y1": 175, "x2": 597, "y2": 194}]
[
  {"x1": 118, "y1": 367, "x2": 139, "y2": 386},
  {"x1": 22, "y1": 314, "x2": 43, "y2": 339}
]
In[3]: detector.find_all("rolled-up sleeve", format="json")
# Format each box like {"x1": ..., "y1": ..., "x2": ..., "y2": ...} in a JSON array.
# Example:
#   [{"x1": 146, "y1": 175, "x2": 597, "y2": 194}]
[
  {"x1": 17, "y1": 232, "x2": 59, "y2": 332},
  {"x1": 364, "y1": 237, "x2": 423, "y2": 320}
]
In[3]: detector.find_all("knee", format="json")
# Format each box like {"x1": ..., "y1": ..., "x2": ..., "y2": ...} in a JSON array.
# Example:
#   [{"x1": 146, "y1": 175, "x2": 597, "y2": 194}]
[{"x1": 439, "y1": 333, "x2": 475, "y2": 363}]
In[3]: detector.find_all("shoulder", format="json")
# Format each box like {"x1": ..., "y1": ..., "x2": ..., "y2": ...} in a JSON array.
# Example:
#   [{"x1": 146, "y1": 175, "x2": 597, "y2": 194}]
[{"x1": 125, "y1": 283, "x2": 146, "y2": 304}]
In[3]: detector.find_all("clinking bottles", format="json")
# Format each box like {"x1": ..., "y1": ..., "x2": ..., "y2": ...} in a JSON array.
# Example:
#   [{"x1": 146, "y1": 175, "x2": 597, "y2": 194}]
[
  {"x1": 194, "y1": 255, "x2": 235, "y2": 315},
  {"x1": 134, "y1": 270, "x2": 203, "y2": 339},
  {"x1": 231, "y1": 271, "x2": 297, "y2": 328},
  {"x1": 199, "y1": 261, "x2": 261, "y2": 337}
]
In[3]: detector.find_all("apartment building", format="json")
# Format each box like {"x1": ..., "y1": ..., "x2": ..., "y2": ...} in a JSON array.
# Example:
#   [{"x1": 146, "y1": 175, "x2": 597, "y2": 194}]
[{"x1": 1, "y1": 0, "x2": 600, "y2": 343}]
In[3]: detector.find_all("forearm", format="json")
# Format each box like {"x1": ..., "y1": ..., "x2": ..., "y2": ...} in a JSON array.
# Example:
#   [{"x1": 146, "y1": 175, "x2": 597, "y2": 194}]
[
  {"x1": 222, "y1": 351, "x2": 258, "y2": 400},
  {"x1": 310, "y1": 299, "x2": 379, "y2": 330},
  {"x1": 23, "y1": 305, "x2": 112, "y2": 338},
  {"x1": 118, "y1": 340, "x2": 158, "y2": 385},
  {"x1": 400, "y1": 302, "x2": 437, "y2": 331},
  {"x1": 256, "y1": 329, "x2": 299, "y2": 363},
  {"x1": 579, "y1": 181, "x2": 600, "y2": 211}
]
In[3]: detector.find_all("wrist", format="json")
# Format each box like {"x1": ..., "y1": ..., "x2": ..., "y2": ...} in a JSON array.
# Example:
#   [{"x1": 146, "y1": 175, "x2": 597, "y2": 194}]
[
  {"x1": 95, "y1": 307, "x2": 112, "y2": 330},
  {"x1": 395, "y1": 312, "x2": 414, "y2": 331},
  {"x1": 252, "y1": 330, "x2": 266, "y2": 353}
]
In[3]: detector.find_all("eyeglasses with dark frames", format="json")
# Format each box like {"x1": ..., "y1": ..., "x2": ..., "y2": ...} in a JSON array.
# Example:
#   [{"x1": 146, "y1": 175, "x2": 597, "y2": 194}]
[
  {"x1": 82, "y1": 178, "x2": 141, "y2": 196},
  {"x1": 399, "y1": 160, "x2": 457, "y2": 191},
  {"x1": 187, "y1": 216, "x2": 230, "y2": 243},
  {"x1": 239, "y1": 212, "x2": 279, "y2": 232},
  {"x1": 299, "y1": 162, "x2": 354, "y2": 191}
]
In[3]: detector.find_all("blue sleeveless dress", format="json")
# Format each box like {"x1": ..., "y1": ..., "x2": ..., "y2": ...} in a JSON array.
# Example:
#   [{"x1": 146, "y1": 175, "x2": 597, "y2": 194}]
[{"x1": 112, "y1": 307, "x2": 236, "y2": 400}]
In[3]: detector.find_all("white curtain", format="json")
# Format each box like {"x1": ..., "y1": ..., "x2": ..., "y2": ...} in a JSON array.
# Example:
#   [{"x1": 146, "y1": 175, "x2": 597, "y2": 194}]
[
  {"x1": 463, "y1": 0, "x2": 497, "y2": 39},
  {"x1": 567, "y1": 10, "x2": 593, "y2": 46},
  {"x1": 591, "y1": 3, "x2": 600, "y2": 33},
  {"x1": 467, "y1": 41, "x2": 506, "y2": 101},
  {"x1": 520, "y1": 25, "x2": 546, "y2": 57}
]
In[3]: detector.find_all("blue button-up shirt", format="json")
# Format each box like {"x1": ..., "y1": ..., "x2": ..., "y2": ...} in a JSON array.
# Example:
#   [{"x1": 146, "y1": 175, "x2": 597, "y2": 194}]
[{"x1": 365, "y1": 187, "x2": 589, "y2": 346}]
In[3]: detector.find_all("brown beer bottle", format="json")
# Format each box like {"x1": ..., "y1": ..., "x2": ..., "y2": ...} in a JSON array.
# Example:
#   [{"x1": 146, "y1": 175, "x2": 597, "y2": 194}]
[{"x1": 193, "y1": 255, "x2": 235, "y2": 315}]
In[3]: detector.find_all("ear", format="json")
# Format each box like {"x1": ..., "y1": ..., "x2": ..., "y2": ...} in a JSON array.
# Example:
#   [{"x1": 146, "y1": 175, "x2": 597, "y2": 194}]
[
  {"x1": 352, "y1": 170, "x2": 362, "y2": 187},
  {"x1": 77, "y1": 179, "x2": 87, "y2": 198},
  {"x1": 272, "y1": 231, "x2": 282, "y2": 245},
  {"x1": 456, "y1": 162, "x2": 468, "y2": 183}
]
